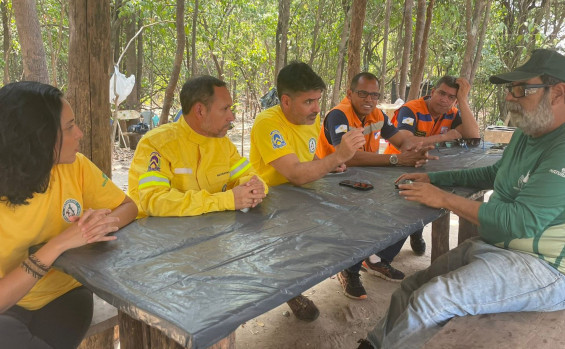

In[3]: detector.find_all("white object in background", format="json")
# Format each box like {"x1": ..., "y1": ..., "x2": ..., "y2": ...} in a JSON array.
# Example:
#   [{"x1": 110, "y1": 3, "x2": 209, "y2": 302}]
[{"x1": 109, "y1": 66, "x2": 135, "y2": 105}]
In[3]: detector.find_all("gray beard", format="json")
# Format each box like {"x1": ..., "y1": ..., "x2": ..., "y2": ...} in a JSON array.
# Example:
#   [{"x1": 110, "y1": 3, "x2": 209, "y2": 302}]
[{"x1": 506, "y1": 93, "x2": 553, "y2": 136}]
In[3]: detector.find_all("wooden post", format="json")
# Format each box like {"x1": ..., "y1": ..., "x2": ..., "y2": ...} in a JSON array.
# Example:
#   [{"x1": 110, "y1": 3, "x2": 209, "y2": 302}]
[
  {"x1": 431, "y1": 211, "x2": 450, "y2": 263},
  {"x1": 118, "y1": 310, "x2": 236, "y2": 349}
]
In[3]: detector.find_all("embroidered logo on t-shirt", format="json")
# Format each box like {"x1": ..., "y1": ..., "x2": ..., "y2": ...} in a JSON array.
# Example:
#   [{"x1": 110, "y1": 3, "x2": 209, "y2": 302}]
[
  {"x1": 148, "y1": 152, "x2": 161, "y2": 171},
  {"x1": 549, "y1": 168, "x2": 565, "y2": 178},
  {"x1": 270, "y1": 130, "x2": 287, "y2": 149},
  {"x1": 309, "y1": 138, "x2": 317, "y2": 153},
  {"x1": 513, "y1": 171, "x2": 530, "y2": 191},
  {"x1": 62, "y1": 198, "x2": 82, "y2": 223}
]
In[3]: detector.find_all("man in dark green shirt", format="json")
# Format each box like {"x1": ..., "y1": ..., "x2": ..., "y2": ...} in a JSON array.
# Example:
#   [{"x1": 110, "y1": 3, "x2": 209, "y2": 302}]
[{"x1": 359, "y1": 48, "x2": 565, "y2": 349}]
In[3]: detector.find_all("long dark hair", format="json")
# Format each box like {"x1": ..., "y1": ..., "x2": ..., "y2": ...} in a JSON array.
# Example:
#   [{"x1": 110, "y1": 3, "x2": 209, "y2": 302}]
[{"x1": 0, "y1": 81, "x2": 63, "y2": 206}]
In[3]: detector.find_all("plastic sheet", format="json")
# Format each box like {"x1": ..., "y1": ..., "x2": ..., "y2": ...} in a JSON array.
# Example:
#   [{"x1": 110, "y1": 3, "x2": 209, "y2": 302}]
[{"x1": 55, "y1": 147, "x2": 500, "y2": 348}]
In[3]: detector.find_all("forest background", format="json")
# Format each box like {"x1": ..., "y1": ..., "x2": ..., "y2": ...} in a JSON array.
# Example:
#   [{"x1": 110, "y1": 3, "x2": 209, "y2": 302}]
[{"x1": 2, "y1": 0, "x2": 565, "y2": 177}]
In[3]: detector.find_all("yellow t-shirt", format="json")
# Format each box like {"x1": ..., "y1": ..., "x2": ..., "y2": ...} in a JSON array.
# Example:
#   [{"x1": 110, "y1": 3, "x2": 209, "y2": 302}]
[
  {"x1": 250, "y1": 105, "x2": 320, "y2": 186},
  {"x1": 0, "y1": 153, "x2": 126, "y2": 310}
]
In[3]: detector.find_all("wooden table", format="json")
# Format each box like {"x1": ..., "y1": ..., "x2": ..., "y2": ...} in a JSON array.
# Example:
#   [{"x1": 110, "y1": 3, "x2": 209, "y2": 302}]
[{"x1": 55, "y1": 145, "x2": 501, "y2": 348}]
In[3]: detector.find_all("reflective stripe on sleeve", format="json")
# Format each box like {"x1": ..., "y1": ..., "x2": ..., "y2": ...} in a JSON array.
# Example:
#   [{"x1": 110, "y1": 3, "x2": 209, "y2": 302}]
[
  {"x1": 229, "y1": 158, "x2": 251, "y2": 180},
  {"x1": 138, "y1": 171, "x2": 171, "y2": 190}
]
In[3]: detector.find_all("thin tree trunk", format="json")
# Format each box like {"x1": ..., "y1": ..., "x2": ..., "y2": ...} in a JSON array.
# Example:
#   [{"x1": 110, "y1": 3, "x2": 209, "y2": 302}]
[
  {"x1": 380, "y1": 0, "x2": 392, "y2": 101},
  {"x1": 13, "y1": 0, "x2": 49, "y2": 83},
  {"x1": 398, "y1": 0, "x2": 414, "y2": 101},
  {"x1": 309, "y1": 0, "x2": 324, "y2": 66},
  {"x1": 191, "y1": 0, "x2": 198, "y2": 76},
  {"x1": 346, "y1": 0, "x2": 367, "y2": 85},
  {"x1": 125, "y1": 13, "x2": 138, "y2": 110},
  {"x1": 136, "y1": 17, "x2": 144, "y2": 104},
  {"x1": 2, "y1": 0, "x2": 12, "y2": 85},
  {"x1": 274, "y1": 0, "x2": 290, "y2": 81},
  {"x1": 159, "y1": 0, "x2": 185, "y2": 125},
  {"x1": 407, "y1": 0, "x2": 434, "y2": 101},
  {"x1": 469, "y1": 0, "x2": 492, "y2": 86},
  {"x1": 68, "y1": 0, "x2": 112, "y2": 176},
  {"x1": 331, "y1": 4, "x2": 351, "y2": 107}
]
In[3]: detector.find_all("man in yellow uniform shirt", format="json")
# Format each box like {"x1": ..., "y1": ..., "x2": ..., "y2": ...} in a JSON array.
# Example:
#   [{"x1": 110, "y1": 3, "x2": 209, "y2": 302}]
[
  {"x1": 250, "y1": 61, "x2": 366, "y2": 321},
  {"x1": 128, "y1": 75, "x2": 267, "y2": 218}
]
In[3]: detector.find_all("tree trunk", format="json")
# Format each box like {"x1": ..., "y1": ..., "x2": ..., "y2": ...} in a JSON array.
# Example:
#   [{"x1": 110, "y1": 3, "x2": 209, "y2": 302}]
[
  {"x1": 346, "y1": 0, "x2": 367, "y2": 85},
  {"x1": 159, "y1": 0, "x2": 185, "y2": 125},
  {"x1": 136, "y1": 17, "x2": 144, "y2": 104},
  {"x1": 68, "y1": 0, "x2": 112, "y2": 176},
  {"x1": 274, "y1": 0, "x2": 290, "y2": 82},
  {"x1": 407, "y1": 0, "x2": 434, "y2": 101},
  {"x1": 331, "y1": 4, "x2": 351, "y2": 108},
  {"x1": 460, "y1": 0, "x2": 486, "y2": 80},
  {"x1": 308, "y1": 0, "x2": 324, "y2": 66},
  {"x1": 469, "y1": 0, "x2": 492, "y2": 86},
  {"x1": 191, "y1": 0, "x2": 198, "y2": 76},
  {"x1": 380, "y1": 0, "x2": 392, "y2": 101},
  {"x1": 398, "y1": 0, "x2": 414, "y2": 101},
  {"x1": 13, "y1": 0, "x2": 49, "y2": 83},
  {"x1": 125, "y1": 13, "x2": 138, "y2": 110},
  {"x1": 1, "y1": 0, "x2": 12, "y2": 85}
]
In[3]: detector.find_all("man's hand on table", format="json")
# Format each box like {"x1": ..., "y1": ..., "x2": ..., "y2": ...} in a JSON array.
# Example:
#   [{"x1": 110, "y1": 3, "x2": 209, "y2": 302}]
[{"x1": 233, "y1": 176, "x2": 266, "y2": 210}]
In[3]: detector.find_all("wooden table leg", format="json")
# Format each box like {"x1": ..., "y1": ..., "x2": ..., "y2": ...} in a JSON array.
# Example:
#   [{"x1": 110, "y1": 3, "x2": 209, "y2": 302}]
[
  {"x1": 118, "y1": 310, "x2": 236, "y2": 348},
  {"x1": 431, "y1": 212, "x2": 450, "y2": 263},
  {"x1": 458, "y1": 195, "x2": 484, "y2": 245}
]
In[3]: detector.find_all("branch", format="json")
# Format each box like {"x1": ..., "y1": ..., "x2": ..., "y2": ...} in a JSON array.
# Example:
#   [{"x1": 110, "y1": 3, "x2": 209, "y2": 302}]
[{"x1": 116, "y1": 20, "x2": 173, "y2": 66}]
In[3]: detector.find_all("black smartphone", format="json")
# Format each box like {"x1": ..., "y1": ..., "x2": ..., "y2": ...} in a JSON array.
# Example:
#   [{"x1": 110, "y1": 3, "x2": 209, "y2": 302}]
[
  {"x1": 395, "y1": 179, "x2": 413, "y2": 189},
  {"x1": 339, "y1": 180, "x2": 374, "y2": 191}
]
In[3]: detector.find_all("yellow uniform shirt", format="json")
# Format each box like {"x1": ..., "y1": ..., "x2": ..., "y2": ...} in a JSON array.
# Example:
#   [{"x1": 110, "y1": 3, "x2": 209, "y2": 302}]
[
  {"x1": 0, "y1": 153, "x2": 126, "y2": 310},
  {"x1": 128, "y1": 116, "x2": 266, "y2": 218},
  {"x1": 250, "y1": 105, "x2": 320, "y2": 186}
]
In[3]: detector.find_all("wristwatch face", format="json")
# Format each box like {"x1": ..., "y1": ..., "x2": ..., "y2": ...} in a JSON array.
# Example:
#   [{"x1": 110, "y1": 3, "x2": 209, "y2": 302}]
[{"x1": 390, "y1": 154, "x2": 398, "y2": 165}]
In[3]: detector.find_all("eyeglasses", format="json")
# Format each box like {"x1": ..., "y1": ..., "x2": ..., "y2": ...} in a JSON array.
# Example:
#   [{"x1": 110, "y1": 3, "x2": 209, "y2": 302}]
[
  {"x1": 505, "y1": 84, "x2": 552, "y2": 98},
  {"x1": 354, "y1": 90, "x2": 381, "y2": 100}
]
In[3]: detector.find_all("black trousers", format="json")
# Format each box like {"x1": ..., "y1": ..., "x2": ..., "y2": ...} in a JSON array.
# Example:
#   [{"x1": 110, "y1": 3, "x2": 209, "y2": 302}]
[{"x1": 0, "y1": 286, "x2": 93, "y2": 349}]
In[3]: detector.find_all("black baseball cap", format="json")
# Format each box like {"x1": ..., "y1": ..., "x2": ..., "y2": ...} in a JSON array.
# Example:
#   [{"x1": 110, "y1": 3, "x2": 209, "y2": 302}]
[{"x1": 489, "y1": 49, "x2": 565, "y2": 84}]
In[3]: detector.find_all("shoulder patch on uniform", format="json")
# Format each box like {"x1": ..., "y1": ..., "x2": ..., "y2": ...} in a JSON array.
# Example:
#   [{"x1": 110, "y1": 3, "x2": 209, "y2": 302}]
[
  {"x1": 148, "y1": 152, "x2": 161, "y2": 172},
  {"x1": 270, "y1": 130, "x2": 287, "y2": 149},
  {"x1": 401, "y1": 117, "x2": 414, "y2": 126},
  {"x1": 102, "y1": 173, "x2": 109, "y2": 187},
  {"x1": 335, "y1": 124, "x2": 348, "y2": 134}
]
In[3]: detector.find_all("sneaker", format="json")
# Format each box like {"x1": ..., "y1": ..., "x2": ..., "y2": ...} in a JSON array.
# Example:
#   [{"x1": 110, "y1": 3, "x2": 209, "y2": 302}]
[
  {"x1": 336, "y1": 270, "x2": 367, "y2": 300},
  {"x1": 410, "y1": 234, "x2": 426, "y2": 256},
  {"x1": 286, "y1": 295, "x2": 320, "y2": 321},
  {"x1": 362, "y1": 259, "x2": 405, "y2": 282},
  {"x1": 357, "y1": 339, "x2": 375, "y2": 349}
]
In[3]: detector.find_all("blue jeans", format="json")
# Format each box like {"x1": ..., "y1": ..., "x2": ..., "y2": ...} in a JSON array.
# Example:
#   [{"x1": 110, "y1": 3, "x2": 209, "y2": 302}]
[{"x1": 367, "y1": 238, "x2": 565, "y2": 349}]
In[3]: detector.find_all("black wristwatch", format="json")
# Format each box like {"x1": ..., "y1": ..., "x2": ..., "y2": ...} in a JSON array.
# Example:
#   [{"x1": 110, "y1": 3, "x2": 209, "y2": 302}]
[{"x1": 389, "y1": 154, "x2": 399, "y2": 166}]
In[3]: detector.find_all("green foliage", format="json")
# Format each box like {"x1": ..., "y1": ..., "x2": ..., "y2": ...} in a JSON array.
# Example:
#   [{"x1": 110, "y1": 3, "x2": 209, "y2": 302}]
[{"x1": 1, "y1": 0, "x2": 564, "y2": 124}]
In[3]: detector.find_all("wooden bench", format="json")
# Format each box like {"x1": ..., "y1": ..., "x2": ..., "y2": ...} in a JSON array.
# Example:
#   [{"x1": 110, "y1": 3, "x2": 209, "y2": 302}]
[
  {"x1": 77, "y1": 295, "x2": 118, "y2": 349},
  {"x1": 423, "y1": 310, "x2": 565, "y2": 348}
]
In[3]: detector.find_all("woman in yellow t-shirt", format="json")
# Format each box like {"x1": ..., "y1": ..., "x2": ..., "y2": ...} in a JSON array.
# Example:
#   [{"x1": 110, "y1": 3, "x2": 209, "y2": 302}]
[{"x1": 0, "y1": 82, "x2": 138, "y2": 348}]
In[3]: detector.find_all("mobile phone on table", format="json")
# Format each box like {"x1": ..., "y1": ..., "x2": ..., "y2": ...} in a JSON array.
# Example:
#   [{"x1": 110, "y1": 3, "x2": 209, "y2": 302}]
[{"x1": 339, "y1": 180, "x2": 374, "y2": 191}]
